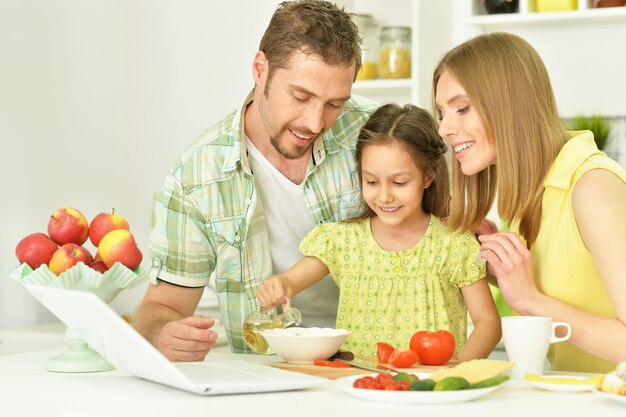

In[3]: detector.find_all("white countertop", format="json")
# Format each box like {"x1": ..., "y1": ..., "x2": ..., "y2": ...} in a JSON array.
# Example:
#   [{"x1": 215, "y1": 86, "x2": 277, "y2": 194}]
[
  {"x1": 0, "y1": 329, "x2": 624, "y2": 417},
  {"x1": 0, "y1": 324, "x2": 68, "y2": 356}
]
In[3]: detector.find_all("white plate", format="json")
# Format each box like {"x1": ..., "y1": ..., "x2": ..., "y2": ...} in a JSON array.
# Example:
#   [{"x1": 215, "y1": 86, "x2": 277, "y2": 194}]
[
  {"x1": 526, "y1": 375, "x2": 597, "y2": 392},
  {"x1": 593, "y1": 388, "x2": 626, "y2": 405},
  {"x1": 334, "y1": 373, "x2": 503, "y2": 404}
]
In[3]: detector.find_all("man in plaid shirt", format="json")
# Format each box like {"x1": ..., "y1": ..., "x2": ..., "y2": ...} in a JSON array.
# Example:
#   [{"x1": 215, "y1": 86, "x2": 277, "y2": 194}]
[{"x1": 133, "y1": 0, "x2": 377, "y2": 359}]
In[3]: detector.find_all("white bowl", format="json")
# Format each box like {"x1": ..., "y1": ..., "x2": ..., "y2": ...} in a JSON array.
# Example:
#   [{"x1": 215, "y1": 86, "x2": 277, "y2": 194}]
[{"x1": 261, "y1": 327, "x2": 350, "y2": 364}]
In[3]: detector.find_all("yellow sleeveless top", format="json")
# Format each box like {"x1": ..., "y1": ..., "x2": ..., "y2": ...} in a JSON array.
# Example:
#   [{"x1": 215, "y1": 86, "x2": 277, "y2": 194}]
[{"x1": 520, "y1": 131, "x2": 626, "y2": 373}]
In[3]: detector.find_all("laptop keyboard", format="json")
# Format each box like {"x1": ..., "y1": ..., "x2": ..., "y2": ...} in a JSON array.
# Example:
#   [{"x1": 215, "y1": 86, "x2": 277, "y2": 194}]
[{"x1": 175, "y1": 361, "x2": 277, "y2": 384}]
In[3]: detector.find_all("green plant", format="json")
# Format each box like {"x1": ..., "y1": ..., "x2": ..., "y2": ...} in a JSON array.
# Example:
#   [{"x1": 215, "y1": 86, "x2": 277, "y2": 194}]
[{"x1": 566, "y1": 115, "x2": 610, "y2": 150}]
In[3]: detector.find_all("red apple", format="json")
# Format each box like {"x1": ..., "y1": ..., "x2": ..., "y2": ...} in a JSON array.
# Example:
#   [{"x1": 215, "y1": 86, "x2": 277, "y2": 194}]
[
  {"x1": 89, "y1": 208, "x2": 130, "y2": 247},
  {"x1": 98, "y1": 229, "x2": 142, "y2": 270},
  {"x1": 48, "y1": 243, "x2": 94, "y2": 275},
  {"x1": 47, "y1": 207, "x2": 89, "y2": 246},
  {"x1": 15, "y1": 233, "x2": 59, "y2": 269},
  {"x1": 89, "y1": 260, "x2": 109, "y2": 273}
]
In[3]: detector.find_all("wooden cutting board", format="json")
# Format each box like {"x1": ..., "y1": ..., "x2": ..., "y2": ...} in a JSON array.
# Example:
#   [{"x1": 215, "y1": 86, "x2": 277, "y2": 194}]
[
  {"x1": 270, "y1": 362, "x2": 372, "y2": 379},
  {"x1": 270, "y1": 358, "x2": 458, "y2": 380}
]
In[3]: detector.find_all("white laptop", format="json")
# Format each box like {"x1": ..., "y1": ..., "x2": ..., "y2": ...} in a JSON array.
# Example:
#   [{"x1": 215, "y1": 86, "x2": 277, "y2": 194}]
[{"x1": 25, "y1": 285, "x2": 326, "y2": 395}]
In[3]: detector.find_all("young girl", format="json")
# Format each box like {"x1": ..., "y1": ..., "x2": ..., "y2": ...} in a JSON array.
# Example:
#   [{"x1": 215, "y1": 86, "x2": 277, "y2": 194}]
[{"x1": 256, "y1": 104, "x2": 501, "y2": 360}]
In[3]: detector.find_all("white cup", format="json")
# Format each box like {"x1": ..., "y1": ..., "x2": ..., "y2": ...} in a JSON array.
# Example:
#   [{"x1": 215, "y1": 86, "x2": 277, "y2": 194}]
[{"x1": 501, "y1": 316, "x2": 571, "y2": 379}]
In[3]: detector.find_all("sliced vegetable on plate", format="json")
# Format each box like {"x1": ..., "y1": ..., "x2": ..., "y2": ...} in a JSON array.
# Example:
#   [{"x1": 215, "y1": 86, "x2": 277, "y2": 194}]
[
  {"x1": 524, "y1": 373, "x2": 602, "y2": 392},
  {"x1": 335, "y1": 359, "x2": 512, "y2": 404},
  {"x1": 592, "y1": 361, "x2": 626, "y2": 405}
]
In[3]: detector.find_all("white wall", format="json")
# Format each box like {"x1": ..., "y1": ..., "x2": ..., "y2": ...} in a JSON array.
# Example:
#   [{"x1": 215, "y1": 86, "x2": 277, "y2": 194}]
[
  {"x1": 452, "y1": 13, "x2": 626, "y2": 166},
  {"x1": 0, "y1": 0, "x2": 279, "y2": 328},
  {"x1": 3, "y1": 1, "x2": 626, "y2": 329},
  {"x1": 453, "y1": 20, "x2": 626, "y2": 119}
]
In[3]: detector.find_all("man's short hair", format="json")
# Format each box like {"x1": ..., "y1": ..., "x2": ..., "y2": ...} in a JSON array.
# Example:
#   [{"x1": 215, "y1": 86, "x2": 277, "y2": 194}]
[{"x1": 259, "y1": 0, "x2": 362, "y2": 83}]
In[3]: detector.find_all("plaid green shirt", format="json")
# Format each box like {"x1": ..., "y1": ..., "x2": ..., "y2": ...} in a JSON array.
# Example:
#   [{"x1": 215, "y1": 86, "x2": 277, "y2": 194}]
[{"x1": 149, "y1": 91, "x2": 377, "y2": 353}]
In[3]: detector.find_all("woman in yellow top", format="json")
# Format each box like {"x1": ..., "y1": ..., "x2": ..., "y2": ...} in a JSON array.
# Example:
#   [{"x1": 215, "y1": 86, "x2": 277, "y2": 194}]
[
  {"x1": 256, "y1": 103, "x2": 501, "y2": 359},
  {"x1": 434, "y1": 32, "x2": 626, "y2": 373}
]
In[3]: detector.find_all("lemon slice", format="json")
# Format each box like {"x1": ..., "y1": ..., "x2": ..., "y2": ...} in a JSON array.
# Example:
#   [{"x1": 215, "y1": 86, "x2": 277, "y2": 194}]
[{"x1": 525, "y1": 373, "x2": 602, "y2": 386}]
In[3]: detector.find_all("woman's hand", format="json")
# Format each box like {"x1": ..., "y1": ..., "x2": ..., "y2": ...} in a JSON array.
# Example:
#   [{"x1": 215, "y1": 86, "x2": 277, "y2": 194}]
[
  {"x1": 477, "y1": 232, "x2": 541, "y2": 314},
  {"x1": 475, "y1": 218, "x2": 499, "y2": 237},
  {"x1": 256, "y1": 275, "x2": 291, "y2": 309}
]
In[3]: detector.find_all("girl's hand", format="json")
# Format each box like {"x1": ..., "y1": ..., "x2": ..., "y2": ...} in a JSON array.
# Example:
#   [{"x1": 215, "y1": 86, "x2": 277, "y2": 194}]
[
  {"x1": 256, "y1": 276, "x2": 291, "y2": 309},
  {"x1": 477, "y1": 232, "x2": 540, "y2": 314}
]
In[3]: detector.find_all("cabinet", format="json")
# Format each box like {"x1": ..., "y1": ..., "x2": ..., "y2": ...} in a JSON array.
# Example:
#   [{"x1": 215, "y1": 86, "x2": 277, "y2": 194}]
[{"x1": 336, "y1": 0, "x2": 452, "y2": 109}]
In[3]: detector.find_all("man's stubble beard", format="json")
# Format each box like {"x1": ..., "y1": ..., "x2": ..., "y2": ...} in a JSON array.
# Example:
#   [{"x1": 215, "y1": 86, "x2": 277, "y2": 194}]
[
  {"x1": 270, "y1": 134, "x2": 311, "y2": 160},
  {"x1": 262, "y1": 73, "x2": 318, "y2": 160}
]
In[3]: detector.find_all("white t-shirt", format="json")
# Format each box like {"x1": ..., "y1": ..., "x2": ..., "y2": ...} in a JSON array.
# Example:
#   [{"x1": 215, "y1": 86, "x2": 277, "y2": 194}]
[{"x1": 246, "y1": 138, "x2": 339, "y2": 328}]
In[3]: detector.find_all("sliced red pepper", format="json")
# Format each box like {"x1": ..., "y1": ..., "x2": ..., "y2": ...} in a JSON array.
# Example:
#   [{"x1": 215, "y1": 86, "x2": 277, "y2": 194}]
[
  {"x1": 313, "y1": 360, "x2": 332, "y2": 367},
  {"x1": 328, "y1": 360, "x2": 352, "y2": 368}
]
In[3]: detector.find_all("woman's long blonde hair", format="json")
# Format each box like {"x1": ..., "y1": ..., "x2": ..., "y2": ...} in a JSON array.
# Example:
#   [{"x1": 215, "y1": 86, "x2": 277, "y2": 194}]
[{"x1": 433, "y1": 32, "x2": 568, "y2": 246}]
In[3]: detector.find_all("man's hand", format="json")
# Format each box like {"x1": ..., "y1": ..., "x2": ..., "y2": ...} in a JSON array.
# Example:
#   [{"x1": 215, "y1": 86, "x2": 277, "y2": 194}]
[{"x1": 156, "y1": 316, "x2": 218, "y2": 362}]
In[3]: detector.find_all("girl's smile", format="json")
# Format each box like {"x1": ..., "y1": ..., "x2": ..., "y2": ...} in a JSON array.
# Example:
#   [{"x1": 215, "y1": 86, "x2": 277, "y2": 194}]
[{"x1": 377, "y1": 206, "x2": 400, "y2": 213}]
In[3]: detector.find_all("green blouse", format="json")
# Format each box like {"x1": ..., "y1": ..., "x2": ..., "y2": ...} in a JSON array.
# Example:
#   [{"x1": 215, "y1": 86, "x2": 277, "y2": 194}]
[{"x1": 299, "y1": 216, "x2": 485, "y2": 357}]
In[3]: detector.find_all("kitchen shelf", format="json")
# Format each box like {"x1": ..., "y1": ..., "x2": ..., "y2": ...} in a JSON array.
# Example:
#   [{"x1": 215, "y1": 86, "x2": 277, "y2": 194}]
[
  {"x1": 352, "y1": 78, "x2": 412, "y2": 92},
  {"x1": 337, "y1": 0, "x2": 419, "y2": 104},
  {"x1": 470, "y1": 6, "x2": 626, "y2": 28},
  {"x1": 469, "y1": 0, "x2": 626, "y2": 29}
]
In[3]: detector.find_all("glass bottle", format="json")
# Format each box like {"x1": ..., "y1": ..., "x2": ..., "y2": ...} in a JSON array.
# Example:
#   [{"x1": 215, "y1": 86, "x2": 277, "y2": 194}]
[
  {"x1": 243, "y1": 296, "x2": 302, "y2": 355},
  {"x1": 352, "y1": 13, "x2": 379, "y2": 81},
  {"x1": 378, "y1": 26, "x2": 412, "y2": 79},
  {"x1": 484, "y1": 0, "x2": 519, "y2": 14}
]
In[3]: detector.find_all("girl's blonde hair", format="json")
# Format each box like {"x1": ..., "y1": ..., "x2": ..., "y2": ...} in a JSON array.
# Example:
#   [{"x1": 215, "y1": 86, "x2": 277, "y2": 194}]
[
  {"x1": 355, "y1": 103, "x2": 450, "y2": 219},
  {"x1": 432, "y1": 32, "x2": 568, "y2": 246}
]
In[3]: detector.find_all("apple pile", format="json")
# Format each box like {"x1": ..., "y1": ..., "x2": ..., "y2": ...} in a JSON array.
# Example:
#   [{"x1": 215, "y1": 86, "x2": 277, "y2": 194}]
[{"x1": 15, "y1": 207, "x2": 143, "y2": 275}]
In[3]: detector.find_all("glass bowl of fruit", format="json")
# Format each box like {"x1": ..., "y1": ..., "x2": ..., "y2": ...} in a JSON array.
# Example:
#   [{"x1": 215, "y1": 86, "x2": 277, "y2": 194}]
[{"x1": 11, "y1": 207, "x2": 147, "y2": 372}]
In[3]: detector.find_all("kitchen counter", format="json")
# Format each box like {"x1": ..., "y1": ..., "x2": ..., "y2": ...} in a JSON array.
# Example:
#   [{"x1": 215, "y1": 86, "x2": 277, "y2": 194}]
[
  {"x1": 0, "y1": 319, "x2": 230, "y2": 357},
  {"x1": 0, "y1": 324, "x2": 67, "y2": 356},
  {"x1": 0, "y1": 329, "x2": 624, "y2": 417}
]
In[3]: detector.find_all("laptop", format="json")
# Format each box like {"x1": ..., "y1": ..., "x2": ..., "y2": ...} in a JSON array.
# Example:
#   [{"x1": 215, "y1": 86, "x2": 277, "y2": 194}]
[{"x1": 25, "y1": 285, "x2": 326, "y2": 395}]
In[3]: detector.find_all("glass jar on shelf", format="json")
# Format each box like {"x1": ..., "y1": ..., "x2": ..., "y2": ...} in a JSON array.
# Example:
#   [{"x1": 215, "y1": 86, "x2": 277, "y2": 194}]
[
  {"x1": 378, "y1": 26, "x2": 412, "y2": 79},
  {"x1": 352, "y1": 13, "x2": 379, "y2": 81},
  {"x1": 484, "y1": 0, "x2": 519, "y2": 14}
]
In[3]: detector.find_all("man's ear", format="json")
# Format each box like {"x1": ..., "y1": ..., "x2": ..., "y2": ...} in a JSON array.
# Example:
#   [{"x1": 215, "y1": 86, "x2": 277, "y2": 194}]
[{"x1": 252, "y1": 51, "x2": 269, "y2": 85}]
